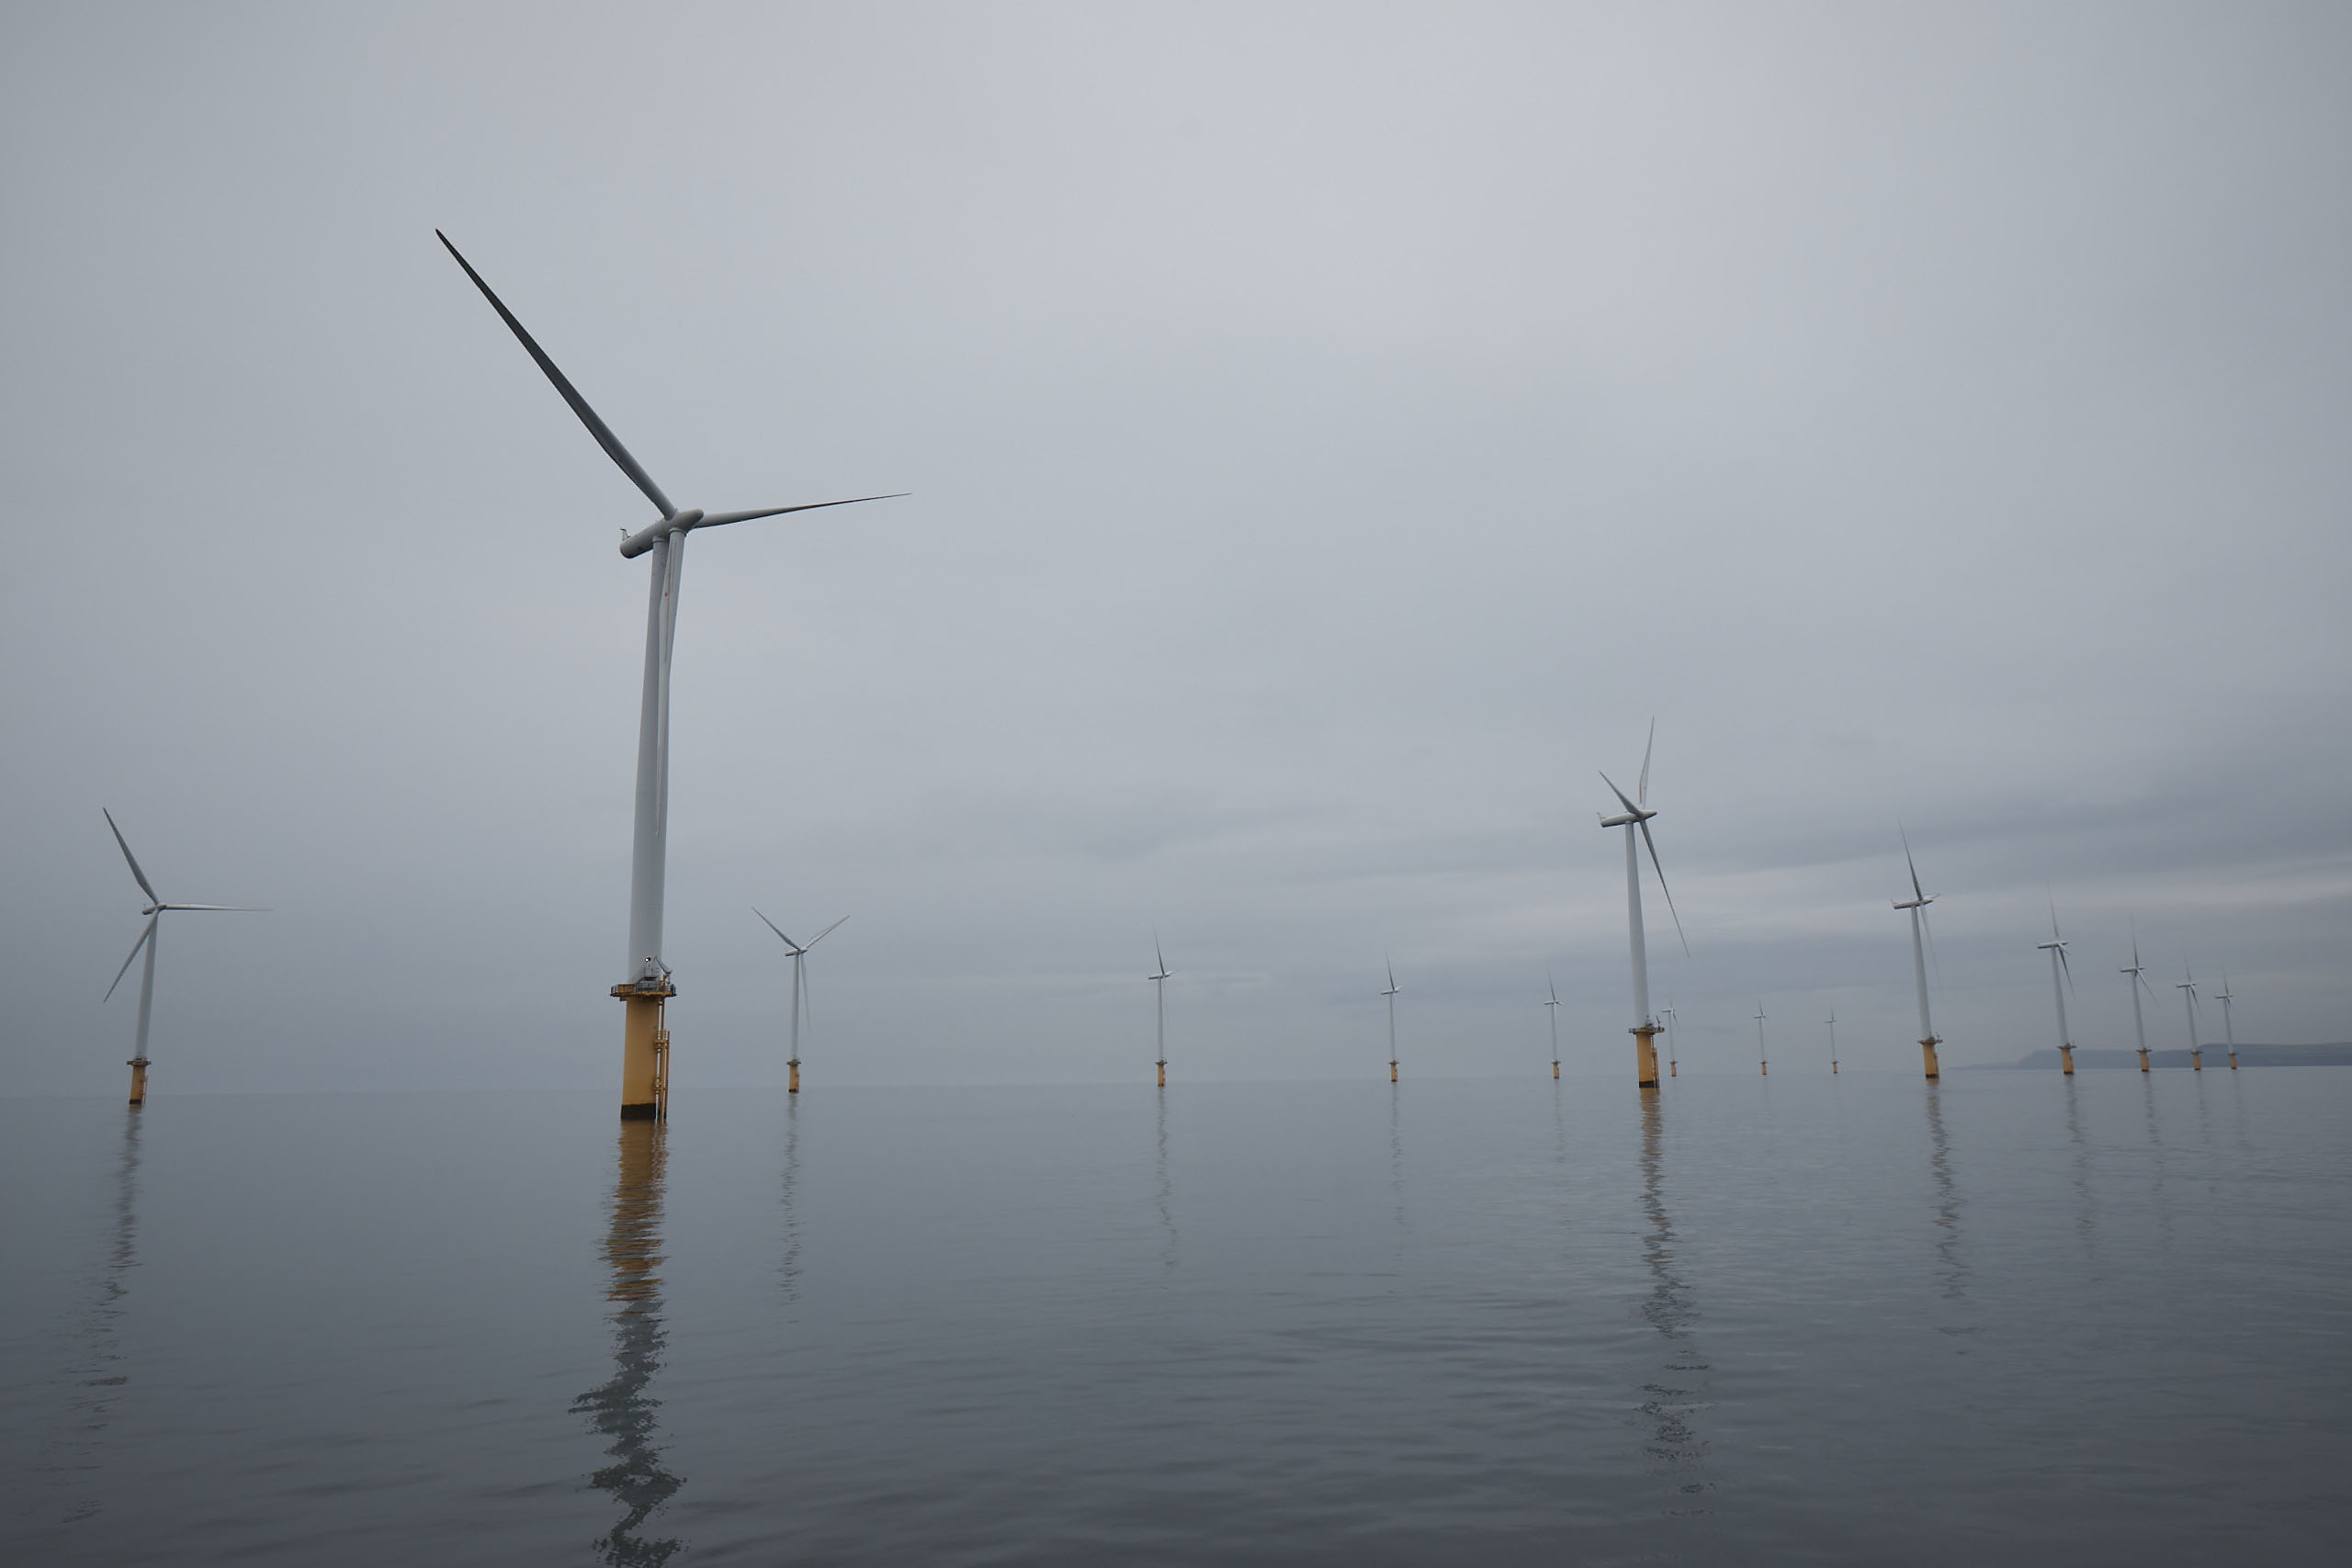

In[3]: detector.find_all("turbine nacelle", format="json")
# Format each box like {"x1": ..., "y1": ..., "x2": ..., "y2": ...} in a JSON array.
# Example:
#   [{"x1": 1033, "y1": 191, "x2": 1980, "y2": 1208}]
[
  {"x1": 1598, "y1": 809, "x2": 1654, "y2": 829},
  {"x1": 1894, "y1": 896, "x2": 1934, "y2": 911}
]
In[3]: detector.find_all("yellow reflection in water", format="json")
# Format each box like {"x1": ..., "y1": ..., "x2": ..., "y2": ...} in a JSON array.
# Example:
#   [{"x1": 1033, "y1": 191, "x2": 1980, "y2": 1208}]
[{"x1": 572, "y1": 1120, "x2": 684, "y2": 1567}]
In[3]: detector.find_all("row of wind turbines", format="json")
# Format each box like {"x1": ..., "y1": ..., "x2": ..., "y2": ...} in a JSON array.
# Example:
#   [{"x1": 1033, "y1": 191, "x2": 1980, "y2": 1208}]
[{"x1": 88, "y1": 235, "x2": 2252, "y2": 1111}]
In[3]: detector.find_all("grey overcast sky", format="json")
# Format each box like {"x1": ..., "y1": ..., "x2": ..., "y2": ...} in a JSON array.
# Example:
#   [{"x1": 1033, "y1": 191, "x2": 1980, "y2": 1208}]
[{"x1": 4, "y1": 2, "x2": 2347, "y2": 1095}]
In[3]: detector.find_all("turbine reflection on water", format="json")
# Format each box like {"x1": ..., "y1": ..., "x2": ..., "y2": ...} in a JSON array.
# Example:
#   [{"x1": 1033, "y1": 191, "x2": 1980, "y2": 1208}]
[
  {"x1": 52, "y1": 1110, "x2": 141, "y2": 1525},
  {"x1": 1636, "y1": 1095, "x2": 1712, "y2": 1505},
  {"x1": 573, "y1": 1121, "x2": 684, "y2": 1567},
  {"x1": 778, "y1": 1097, "x2": 802, "y2": 1303},
  {"x1": 1924, "y1": 1089, "x2": 1967, "y2": 1304}
]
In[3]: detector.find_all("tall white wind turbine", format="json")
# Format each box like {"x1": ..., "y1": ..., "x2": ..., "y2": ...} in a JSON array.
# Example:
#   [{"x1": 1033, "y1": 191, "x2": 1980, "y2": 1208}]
[
  {"x1": 2121, "y1": 934, "x2": 2156, "y2": 1073},
  {"x1": 2038, "y1": 899, "x2": 2077, "y2": 1076},
  {"x1": 2215, "y1": 974, "x2": 2239, "y2": 1069},
  {"x1": 1753, "y1": 999, "x2": 1769, "y2": 1077},
  {"x1": 1544, "y1": 973, "x2": 1562, "y2": 1079},
  {"x1": 1382, "y1": 960, "x2": 1401, "y2": 1083},
  {"x1": 1894, "y1": 834, "x2": 1943, "y2": 1081},
  {"x1": 1149, "y1": 937, "x2": 1173, "y2": 1088},
  {"x1": 1598, "y1": 722, "x2": 1687, "y2": 1090},
  {"x1": 2176, "y1": 964, "x2": 2204, "y2": 1072},
  {"x1": 752, "y1": 910, "x2": 848, "y2": 1095},
  {"x1": 101, "y1": 810, "x2": 264, "y2": 1106},
  {"x1": 440, "y1": 232, "x2": 902, "y2": 1122}
]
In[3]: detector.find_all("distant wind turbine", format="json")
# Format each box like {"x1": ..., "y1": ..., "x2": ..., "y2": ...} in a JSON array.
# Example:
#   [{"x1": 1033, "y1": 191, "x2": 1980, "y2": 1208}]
[
  {"x1": 2176, "y1": 963, "x2": 2203, "y2": 1072},
  {"x1": 1544, "y1": 973, "x2": 1561, "y2": 1079},
  {"x1": 1894, "y1": 833, "x2": 1943, "y2": 1081},
  {"x1": 2038, "y1": 899, "x2": 2077, "y2": 1076},
  {"x1": 1382, "y1": 959, "x2": 1401, "y2": 1083},
  {"x1": 101, "y1": 810, "x2": 265, "y2": 1107},
  {"x1": 1598, "y1": 721, "x2": 1687, "y2": 1090},
  {"x1": 2215, "y1": 974, "x2": 2239, "y2": 1070},
  {"x1": 440, "y1": 231, "x2": 902, "y2": 1122},
  {"x1": 752, "y1": 910, "x2": 848, "y2": 1095},
  {"x1": 1826, "y1": 1010, "x2": 1839, "y2": 1075},
  {"x1": 1754, "y1": 998, "x2": 1769, "y2": 1077},
  {"x1": 1149, "y1": 936, "x2": 1173, "y2": 1088},
  {"x1": 2121, "y1": 933, "x2": 2156, "y2": 1073}
]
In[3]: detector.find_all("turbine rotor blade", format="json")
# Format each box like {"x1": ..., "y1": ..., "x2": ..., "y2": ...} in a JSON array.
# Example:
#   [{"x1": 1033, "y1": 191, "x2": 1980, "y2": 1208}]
[
  {"x1": 2057, "y1": 945, "x2": 2075, "y2": 993},
  {"x1": 103, "y1": 809, "x2": 159, "y2": 907},
  {"x1": 697, "y1": 495, "x2": 910, "y2": 530},
  {"x1": 105, "y1": 915, "x2": 157, "y2": 1003},
  {"x1": 1636, "y1": 818, "x2": 1690, "y2": 954},
  {"x1": 1902, "y1": 829, "x2": 1925, "y2": 903},
  {"x1": 157, "y1": 904, "x2": 266, "y2": 912},
  {"x1": 751, "y1": 907, "x2": 802, "y2": 951},
  {"x1": 1637, "y1": 718, "x2": 1655, "y2": 807},
  {"x1": 807, "y1": 915, "x2": 850, "y2": 948},
  {"x1": 435, "y1": 231, "x2": 676, "y2": 519},
  {"x1": 1599, "y1": 772, "x2": 1641, "y2": 817}
]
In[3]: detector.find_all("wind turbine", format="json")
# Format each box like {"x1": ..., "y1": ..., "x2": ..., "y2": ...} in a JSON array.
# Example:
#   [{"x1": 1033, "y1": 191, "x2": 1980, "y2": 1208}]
[
  {"x1": 440, "y1": 231, "x2": 902, "y2": 1122},
  {"x1": 1382, "y1": 959, "x2": 1401, "y2": 1083},
  {"x1": 100, "y1": 810, "x2": 264, "y2": 1106},
  {"x1": 2177, "y1": 963, "x2": 2203, "y2": 1072},
  {"x1": 1753, "y1": 998, "x2": 1769, "y2": 1077},
  {"x1": 2121, "y1": 934, "x2": 2156, "y2": 1073},
  {"x1": 1894, "y1": 834, "x2": 1943, "y2": 1081},
  {"x1": 2215, "y1": 974, "x2": 2239, "y2": 1069},
  {"x1": 1598, "y1": 721, "x2": 1687, "y2": 1090},
  {"x1": 1149, "y1": 936, "x2": 1173, "y2": 1088},
  {"x1": 1826, "y1": 1010, "x2": 1838, "y2": 1075},
  {"x1": 1544, "y1": 973, "x2": 1561, "y2": 1079},
  {"x1": 2038, "y1": 899, "x2": 2076, "y2": 1076},
  {"x1": 1659, "y1": 1003, "x2": 1679, "y2": 1077},
  {"x1": 752, "y1": 910, "x2": 848, "y2": 1095}
]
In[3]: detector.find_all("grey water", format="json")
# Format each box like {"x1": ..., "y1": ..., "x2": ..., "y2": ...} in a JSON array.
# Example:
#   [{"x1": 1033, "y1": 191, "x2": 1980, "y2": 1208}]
[{"x1": 4, "y1": 1068, "x2": 2347, "y2": 1565}]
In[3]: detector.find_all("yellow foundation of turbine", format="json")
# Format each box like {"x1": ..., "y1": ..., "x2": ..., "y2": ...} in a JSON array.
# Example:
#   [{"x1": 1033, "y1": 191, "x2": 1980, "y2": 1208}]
[
  {"x1": 2060, "y1": 1044, "x2": 2075, "y2": 1076},
  {"x1": 1668, "y1": 1059, "x2": 1678, "y2": 1077},
  {"x1": 613, "y1": 984, "x2": 675, "y2": 1121},
  {"x1": 2190, "y1": 1049, "x2": 2202, "y2": 1072},
  {"x1": 1552, "y1": 1061, "x2": 1560, "y2": 1080},
  {"x1": 1158, "y1": 1061, "x2": 1166, "y2": 1089},
  {"x1": 2137, "y1": 1047, "x2": 2151, "y2": 1073},
  {"x1": 1389, "y1": 1060, "x2": 1398, "y2": 1083},
  {"x1": 127, "y1": 1058, "x2": 148, "y2": 1107},
  {"x1": 1920, "y1": 1040, "x2": 1940, "y2": 1080},
  {"x1": 1832, "y1": 1060, "x2": 1839, "y2": 1075},
  {"x1": 2228, "y1": 1051, "x2": 2238, "y2": 1070},
  {"x1": 1633, "y1": 1027, "x2": 1659, "y2": 1089},
  {"x1": 788, "y1": 1058, "x2": 800, "y2": 1095}
]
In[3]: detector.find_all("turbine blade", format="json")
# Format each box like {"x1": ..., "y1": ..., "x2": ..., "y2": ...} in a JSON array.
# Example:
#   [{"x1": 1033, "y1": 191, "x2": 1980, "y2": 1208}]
[
  {"x1": 1636, "y1": 818, "x2": 1690, "y2": 954},
  {"x1": 1599, "y1": 772, "x2": 1641, "y2": 817},
  {"x1": 1638, "y1": 718, "x2": 1655, "y2": 807},
  {"x1": 103, "y1": 809, "x2": 159, "y2": 907},
  {"x1": 697, "y1": 495, "x2": 910, "y2": 529},
  {"x1": 807, "y1": 915, "x2": 850, "y2": 948},
  {"x1": 1902, "y1": 829, "x2": 1925, "y2": 903},
  {"x1": 751, "y1": 907, "x2": 800, "y2": 949},
  {"x1": 435, "y1": 231, "x2": 675, "y2": 519},
  {"x1": 105, "y1": 916, "x2": 156, "y2": 1002},
  {"x1": 157, "y1": 904, "x2": 267, "y2": 912},
  {"x1": 2057, "y1": 945, "x2": 2075, "y2": 994}
]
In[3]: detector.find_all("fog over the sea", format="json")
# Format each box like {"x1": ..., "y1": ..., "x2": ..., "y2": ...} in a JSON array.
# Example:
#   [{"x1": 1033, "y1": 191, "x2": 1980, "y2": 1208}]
[{"x1": 4, "y1": 2, "x2": 2346, "y2": 1094}]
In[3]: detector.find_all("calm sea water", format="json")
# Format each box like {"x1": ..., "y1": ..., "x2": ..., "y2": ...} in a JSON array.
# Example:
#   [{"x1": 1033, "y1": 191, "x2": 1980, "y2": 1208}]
[{"x1": 5, "y1": 1067, "x2": 2347, "y2": 1565}]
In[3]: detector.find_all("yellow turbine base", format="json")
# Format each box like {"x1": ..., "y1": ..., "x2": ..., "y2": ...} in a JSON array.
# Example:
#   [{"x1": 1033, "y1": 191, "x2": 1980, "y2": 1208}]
[
  {"x1": 1633, "y1": 1027, "x2": 1659, "y2": 1089},
  {"x1": 1920, "y1": 1040, "x2": 1940, "y2": 1081},
  {"x1": 788, "y1": 1058, "x2": 800, "y2": 1095},
  {"x1": 1552, "y1": 1061, "x2": 1560, "y2": 1080},
  {"x1": 1832, "y1": 1061, "x2": 1839, "y2": 1075},
  {"x1": 1389, "y1": 1060, "x2": 1398, "y2": 1084},
  {"x1": 1157, "y1": 1061, "x2": 1166, "y2": 1089},
  {"x1": 2060, "y1": 1044, "x2": 2075, "y2": 1076},
  {"x1": 1668, "y1": 1059, "x2": 1678, "y2": 1077},
  {"x1": 127, "y1": 1059, "x2": 148, "y2": 1107},
  {"x1": 2137, "y1": 1048, "x2": 2151, "y2": 1073},
  {"x1": 1760, "y1": 1060, "x2": 1768, "y2": 1077},
  {"x1": 2191, "y1": 1050, "x2": 2203, "y2": 1072},
  {"x1": 613, "y1": 987, "x2": 673, "y2": 1121},
  {"x1": 2229, "y1": 1052, "x2": 2238, "y2": 1070}
]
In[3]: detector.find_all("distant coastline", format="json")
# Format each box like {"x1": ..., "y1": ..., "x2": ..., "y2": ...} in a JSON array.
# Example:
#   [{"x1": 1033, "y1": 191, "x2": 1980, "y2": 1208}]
[{"x1": 1987, "y1": 1043, "x2": 2352, "y2": 1070}]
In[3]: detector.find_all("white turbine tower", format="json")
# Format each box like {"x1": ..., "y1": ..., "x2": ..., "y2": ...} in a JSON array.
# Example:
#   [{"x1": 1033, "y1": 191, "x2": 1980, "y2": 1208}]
[
  {"x1": 752, "y1": 911, "x2": 848, "y2": 1095},
  {"x1": 1753, "y1": 998, "x2": 1769, "y2": 1077},
  {"x1": 1149, "y1": 937, "x2": 1173, "y2": 1088},
  {"x1": 101, "y1": 810, "x2": 264, "y2": 1107},
  {"x1": 1544, "y1": 973, "x2": 1562, "y2": 1080},
  {"x1": 2176, "y1": 964, "x2": 2204, "y2": 1072},
  {"x1": 1382, "y1": 959, "x2": 1401, "y2": 1083},
  {"x1": 2215, "y1": 974, "x2": 2239, "y2": 1070},
  {"x1": 1598, "y1": 722, "x2": 1687, "y2": 1090},
  {"x1": 441, "y1": 232, "x2": 902, "y2": 1122},
  {"x1": 2038, "y1": 899, "x2": 2077, "y2": 1077},
  {"x1": 1894, "y1": 835, "x2": 1943, "y2": 1081},
  {"x1": 1826, "y1": 1010, "x2": 1839, "y2": 1076},
  {"x1": 2121, "y1": 935, "x2": 2157, "y2": 1073}
]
